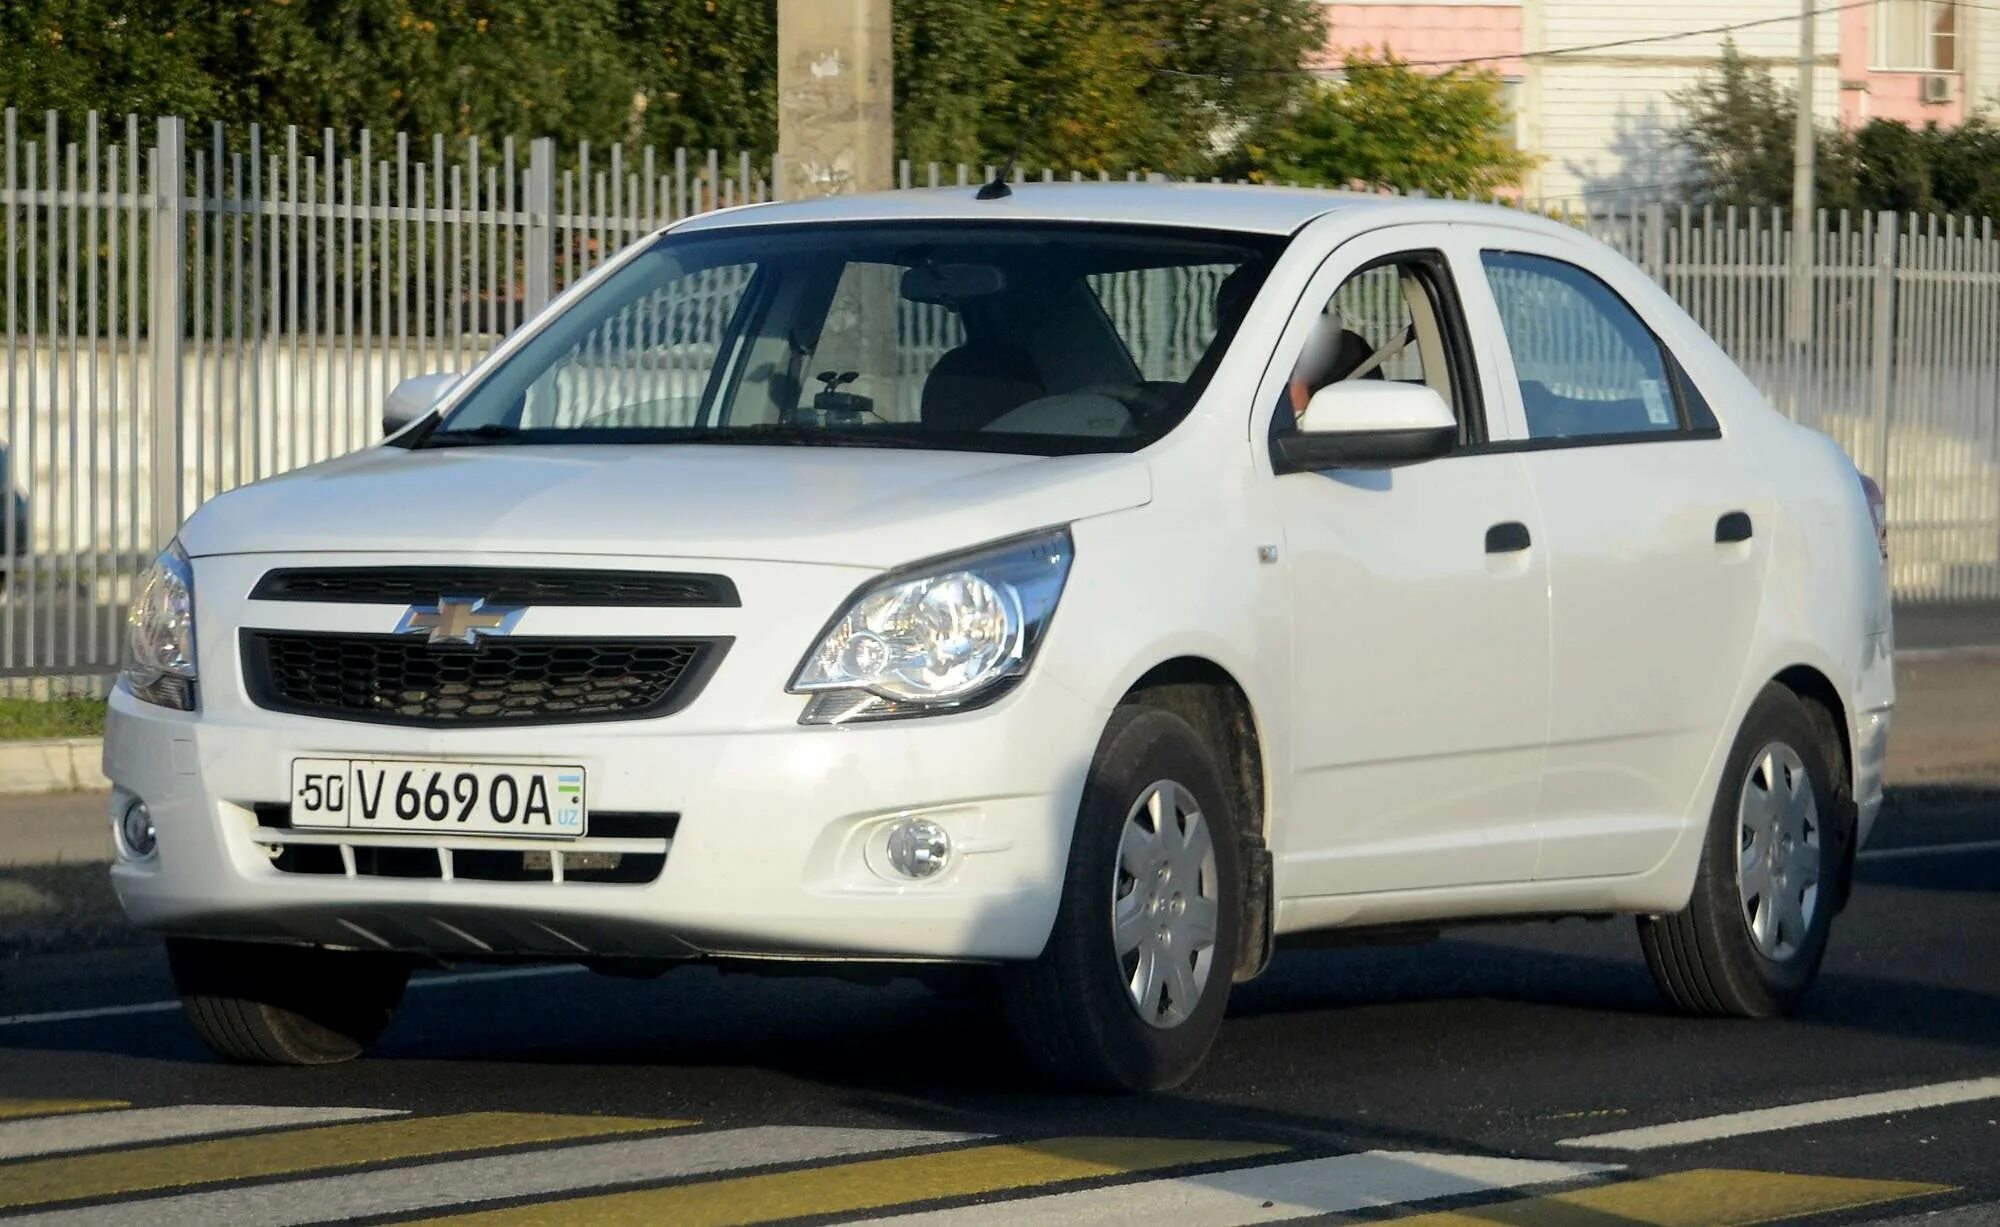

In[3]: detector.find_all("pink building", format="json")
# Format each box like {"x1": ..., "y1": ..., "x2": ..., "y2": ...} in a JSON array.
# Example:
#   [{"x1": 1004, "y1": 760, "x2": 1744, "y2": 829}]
[
  {"x1": 1318, "y1": 3, "x2": 1524, "y2": 77},
  {"x1": 1310, "y1": 1, "x2": 2000, "y2": 202},
  {"x1": 1841, "y1": 0, "x2": 1970, "y2": 126}
]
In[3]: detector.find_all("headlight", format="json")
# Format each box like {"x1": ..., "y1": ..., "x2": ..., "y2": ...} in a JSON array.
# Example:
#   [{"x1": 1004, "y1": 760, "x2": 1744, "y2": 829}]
[
  {"x1": 789, "y1": 528, "x2": 1073, "y2": 724},
  {"x1": 122, "y1": 540, "x2": 198, "y2": 711}
]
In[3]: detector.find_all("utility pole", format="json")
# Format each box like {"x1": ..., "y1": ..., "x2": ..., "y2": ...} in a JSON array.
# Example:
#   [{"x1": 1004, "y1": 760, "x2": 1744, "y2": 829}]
[
  {"x1": 776, "y1": 0, "x2": 894, "y2": 201},
  {"x1": 1789, "y1": 0, "x2": 1817, "y2": 348},
  {"x1": 775, "y1": 0, "x2": 897, "y2": 417},
  {"x1": 1520, "y1": 0, "x2": 1546, "y2": 202}
]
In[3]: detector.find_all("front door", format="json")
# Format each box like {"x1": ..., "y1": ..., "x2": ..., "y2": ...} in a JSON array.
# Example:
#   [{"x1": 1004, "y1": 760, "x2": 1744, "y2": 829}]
[{"x1": 1267, "y1": 227, "x2": 1551, "y2": 898}]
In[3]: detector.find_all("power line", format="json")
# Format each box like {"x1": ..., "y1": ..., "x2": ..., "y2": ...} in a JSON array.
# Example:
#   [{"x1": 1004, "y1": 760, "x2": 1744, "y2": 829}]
[
  {"x1": 1158, "y1": 0, "x2": 2000, "y2": 79},
  {"x1": 1391, "y1": 0, "x2": 1879, "y2": 70}
]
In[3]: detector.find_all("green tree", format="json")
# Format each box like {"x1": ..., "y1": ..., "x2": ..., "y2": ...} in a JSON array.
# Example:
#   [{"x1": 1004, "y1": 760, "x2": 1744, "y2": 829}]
[
  {"x1": 0, "y1": 0, "x2": 1336, "y2": 174},
  {"x1": 0, "y1": 0, "x2": 221, "y2": 123},
  {"x1": 1674, "y1": 40, "x2": 2000, "y2": 218},
  {"x1": 1232, "y1": 54, "x2": 1534, "y2": 196},
  {"x1": 894, "y1": 0, "x2": 1327, "y2": 176},
  {"x1": 1846, "y1": 117, "x2": 2000, "y2": 218},
  {"x1": 1672, "y1": 40, "x2": 1857, "y2": 211},
  {"x1": 617, "y1": 0, "x2": 776, "y2": 156},
  {"x1": 199, "y1": 1, "x2": 641, "y2": 151}
]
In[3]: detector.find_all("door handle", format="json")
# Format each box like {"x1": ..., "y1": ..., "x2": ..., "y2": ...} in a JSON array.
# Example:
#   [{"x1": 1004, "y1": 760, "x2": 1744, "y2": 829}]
[
  {"x1": 1485, "y1": 521, "x2": 1532, "y2": 554},
  {"x1": 1715, "y1": 511, "x2": 1754, "y2": 543}
]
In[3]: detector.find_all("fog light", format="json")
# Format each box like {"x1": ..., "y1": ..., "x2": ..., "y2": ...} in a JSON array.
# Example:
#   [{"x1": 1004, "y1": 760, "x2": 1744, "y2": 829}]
[
  {"x1": 118, "y1": 798, "x2": 157, "y2": 859},
  {"x1": 885, "y1": 818, "x2": 951, "y2": 880}
]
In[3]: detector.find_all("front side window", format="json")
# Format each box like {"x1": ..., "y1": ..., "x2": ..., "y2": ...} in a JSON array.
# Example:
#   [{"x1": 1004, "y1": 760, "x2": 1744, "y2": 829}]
[
  {"x1": 416, "y1": 223, "x2": 1282, "y2": 456},
  {"x1": 1279, "y1": 253, "x2": 1472, "y2": 438},
  {"x1": 1482, "y1": 251, "x2": 1681, "y2": 441}
]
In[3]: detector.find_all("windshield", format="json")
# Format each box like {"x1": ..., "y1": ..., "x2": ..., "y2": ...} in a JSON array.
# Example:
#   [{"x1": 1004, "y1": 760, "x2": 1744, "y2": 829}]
[{"x1": 409, "y1": 221, "x2": 1283, "y2": 455}]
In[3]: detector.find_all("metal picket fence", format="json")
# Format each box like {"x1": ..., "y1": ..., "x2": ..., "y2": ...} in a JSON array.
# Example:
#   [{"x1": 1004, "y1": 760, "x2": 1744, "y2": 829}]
[{"x1": 3, "y1": 110, "x2": 1998, "y2": 687}]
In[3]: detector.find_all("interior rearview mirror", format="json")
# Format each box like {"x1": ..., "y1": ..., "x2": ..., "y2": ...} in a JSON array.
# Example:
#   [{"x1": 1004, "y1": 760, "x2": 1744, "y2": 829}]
[
  {"x1": 383, "y1": 372, "x2": 460, "y2": 437},
  {"x1": 1272, "y1": 382, "x2": 1457, "y2": 473}
]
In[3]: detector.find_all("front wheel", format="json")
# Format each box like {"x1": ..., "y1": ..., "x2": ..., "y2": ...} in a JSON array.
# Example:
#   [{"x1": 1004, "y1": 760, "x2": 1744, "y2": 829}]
[
  {"x1": 1001, "y1": 707, "x2": 1242, "y2": 1091},
  {"x1": 167, "y1": 937, "x2": 410, "y2": 1065},
  {"x1": 1639, "y1": 685, "x2": 1848, "y2": 1017}
]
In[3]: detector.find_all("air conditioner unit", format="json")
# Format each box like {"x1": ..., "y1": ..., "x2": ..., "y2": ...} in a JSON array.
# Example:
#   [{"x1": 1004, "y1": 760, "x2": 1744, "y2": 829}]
[{"x1": 1921, "y1": 74, "x2": 1953, "y2": 104}]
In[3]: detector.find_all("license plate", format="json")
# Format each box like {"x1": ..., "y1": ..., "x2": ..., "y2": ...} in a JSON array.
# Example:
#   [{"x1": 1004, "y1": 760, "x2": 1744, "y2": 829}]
[{"x1": 290, "y1": 758, "x2": 586, "y2": 838}]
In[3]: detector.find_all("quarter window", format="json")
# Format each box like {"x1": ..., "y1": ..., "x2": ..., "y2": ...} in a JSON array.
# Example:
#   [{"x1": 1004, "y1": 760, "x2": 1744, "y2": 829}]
[{"x1": 1481, "y1": 251, "x2": 1682, "y2": 441}]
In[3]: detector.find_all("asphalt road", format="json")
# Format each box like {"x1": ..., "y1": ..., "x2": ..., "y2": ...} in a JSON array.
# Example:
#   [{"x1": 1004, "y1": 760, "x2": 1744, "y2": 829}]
[{"x1": 0, "y1": 661, "x2": 1995, "y2": 1223}]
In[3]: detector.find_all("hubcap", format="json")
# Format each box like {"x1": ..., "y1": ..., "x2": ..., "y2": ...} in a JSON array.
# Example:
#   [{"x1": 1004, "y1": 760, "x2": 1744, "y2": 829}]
[
  {"x1": 1112, "y1": 780, "x2": 1219, "y2": 1029},
  {"x1": 1736, "y1": 741, "x2": 1822, "y2": 962}
]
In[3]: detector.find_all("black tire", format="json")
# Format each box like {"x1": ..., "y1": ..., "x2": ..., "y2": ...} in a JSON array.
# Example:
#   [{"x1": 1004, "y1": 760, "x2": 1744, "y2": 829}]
[
  {"x1": 167, "y1": 937, "x2": 410, "y2": 1065},
  {"x1": 1639, "y1": 684, "x2": 1851, "y2": 1017},
  {"x1": 1001, "y1": 706, "x2": 1243, "y2": 1091}
]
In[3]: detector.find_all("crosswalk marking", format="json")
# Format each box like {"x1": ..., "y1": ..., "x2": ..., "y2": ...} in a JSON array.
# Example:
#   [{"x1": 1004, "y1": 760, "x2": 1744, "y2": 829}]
[
  {"x1": 0, "y1": 1099, "x2": 127, "y2": 1122},
  {"x1": 413, "y1": 1136, "x2": 1287, "y2": 1227},
  {"x1": 0, "y1": 1097, "x2": 1958, "y2": 1227},
  {"x1": 1558, "y1": 1076, "x2": 2000, "y2": 1151},
  {"x1": 1389, "y1": 1169, "x2": 1953, "y2": 1226},
  {"x1": 0, "y1": 1111, "x2": 689, "y2": 1211},
  {"x1": 10, "y1": 1126, "x2": 977, "y2": 1227},
  {"x1": 859, "y1": 1150, "x2": 1619, "y2": 1224},
  {"x1": 0, "y1": 1105, "x2": 399, "y2": 1161}
]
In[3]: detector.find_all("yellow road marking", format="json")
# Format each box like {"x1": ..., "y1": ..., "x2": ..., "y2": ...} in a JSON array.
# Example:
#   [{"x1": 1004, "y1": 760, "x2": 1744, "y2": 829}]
[
  {"x1": 1393, "y1": 1168, "x2": 1953, "y2": 1226},
  {"x1": 0, "y1": 1098, "x2": 127, "y2": 1121},
  {"x1": 0, "y1": 1111, "x2": 690, "y2": 1210},
  {"x1": 419, "y1": 1136, "x2": 1284, "y2": 1227}
]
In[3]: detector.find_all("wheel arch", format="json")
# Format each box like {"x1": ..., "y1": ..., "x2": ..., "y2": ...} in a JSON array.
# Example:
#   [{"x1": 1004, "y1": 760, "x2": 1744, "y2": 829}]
[
  {"x1": 1118, "y1": 655, "x2": 1275, "y2": 980},
  {"x1": 1768, "y1": 662, "x2": 1860, "y2": 911},
  {"x1": 1770, "y1": 662, "x2": 1853, "y2": 797}
]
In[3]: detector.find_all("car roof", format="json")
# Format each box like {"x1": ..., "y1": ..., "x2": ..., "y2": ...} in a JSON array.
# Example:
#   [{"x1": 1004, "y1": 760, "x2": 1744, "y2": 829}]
[{"x1": 669, "y1": 181, "x2": 1573, "y2": 240}]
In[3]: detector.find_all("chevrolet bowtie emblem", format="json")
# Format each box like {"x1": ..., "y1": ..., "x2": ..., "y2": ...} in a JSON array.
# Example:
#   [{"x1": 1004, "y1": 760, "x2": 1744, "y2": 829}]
[{"x1": 394, "y1": 595, "x2": 525, "y2": 646}]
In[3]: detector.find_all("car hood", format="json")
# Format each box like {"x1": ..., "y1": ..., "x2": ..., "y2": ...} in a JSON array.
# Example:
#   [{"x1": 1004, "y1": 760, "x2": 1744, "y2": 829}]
[{"x1": 178, "y1": 443, "x2": 1152, "y2": 568}]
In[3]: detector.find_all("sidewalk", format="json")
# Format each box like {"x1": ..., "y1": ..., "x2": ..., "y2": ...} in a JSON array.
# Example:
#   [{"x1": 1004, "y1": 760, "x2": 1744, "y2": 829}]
[
  {"x1": 0, "y1": 791, "x2": 110, "y2": 867},
  {"x1": 1895, "y1": 602, "x2": 2000, "y2": 652}
]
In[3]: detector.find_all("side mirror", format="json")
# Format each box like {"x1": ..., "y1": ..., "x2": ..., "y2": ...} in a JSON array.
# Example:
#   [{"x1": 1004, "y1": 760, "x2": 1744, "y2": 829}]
[
  {"x1": 383, "y1": 372, "x2": 460, "y2": 437},
  {"x1": 1272, "y1": 382, "x2": 1457, "y2": 474}
]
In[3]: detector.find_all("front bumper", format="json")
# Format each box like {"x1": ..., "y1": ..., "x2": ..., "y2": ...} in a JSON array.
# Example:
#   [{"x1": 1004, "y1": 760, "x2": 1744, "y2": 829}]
[{"x1": 105, "y1": 675, "x2": 1098, "y2": 966}]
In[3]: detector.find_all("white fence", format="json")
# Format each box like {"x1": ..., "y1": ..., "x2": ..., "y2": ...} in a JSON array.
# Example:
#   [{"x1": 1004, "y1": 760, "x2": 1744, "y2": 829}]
[{"x1": 3, "y1": 110, "x2": 1998, "y2": 684}]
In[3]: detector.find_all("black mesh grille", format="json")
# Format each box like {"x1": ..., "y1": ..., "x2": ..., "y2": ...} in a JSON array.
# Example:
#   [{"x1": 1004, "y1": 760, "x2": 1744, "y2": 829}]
[
  {"x1": 250, "y1": 567, "x2": 738, "y2": 607},
  {"x1": 242, "y1": 631, "x2": 725, "y2": 726}
]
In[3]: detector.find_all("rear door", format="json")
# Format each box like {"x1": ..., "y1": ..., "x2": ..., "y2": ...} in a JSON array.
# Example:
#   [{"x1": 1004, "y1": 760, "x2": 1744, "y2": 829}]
[
  {"x1": 1465, "y1": 235, "x2": 1771, "y2": 879},
  {"x1": 1266, "y1": 225, "x2": 1551, "y2": 898}
]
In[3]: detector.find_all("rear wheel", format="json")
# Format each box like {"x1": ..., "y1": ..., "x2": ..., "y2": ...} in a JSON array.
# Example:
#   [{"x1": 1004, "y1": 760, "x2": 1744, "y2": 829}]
[
  {"x1": 167, "y1": 937, "x2": 409, "y2": 1065},
  {"x1": 1001, "y1": 707, "x2": 1242, "y2": 1091},
  {"x1": 1640, "y1": 685, "x2": 1848, "y2": 1017}
]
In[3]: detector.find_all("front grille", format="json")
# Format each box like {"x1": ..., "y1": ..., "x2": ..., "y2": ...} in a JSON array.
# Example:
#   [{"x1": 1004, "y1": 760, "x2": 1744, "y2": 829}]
[
  {"x1": 249, "y1": 567, "x2": 739, "y2": 607},
  {"x1": 254, "y1": 807, "x2": 676, "y2": 885},
  {"x1": 241, "y1": 631, "x2": 727, "y2": 727}
]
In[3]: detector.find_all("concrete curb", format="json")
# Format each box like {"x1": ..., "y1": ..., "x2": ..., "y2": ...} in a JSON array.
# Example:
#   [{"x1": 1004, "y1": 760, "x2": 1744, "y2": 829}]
[{"x1": 0, "y1": 738, "x2": 108, "y2": 796}]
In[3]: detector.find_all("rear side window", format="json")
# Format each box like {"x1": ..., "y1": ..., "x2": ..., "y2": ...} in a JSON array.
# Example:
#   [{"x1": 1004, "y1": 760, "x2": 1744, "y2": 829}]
[{"x1": 1481, "y1": 251, "x2": 1683, "y2": 441}]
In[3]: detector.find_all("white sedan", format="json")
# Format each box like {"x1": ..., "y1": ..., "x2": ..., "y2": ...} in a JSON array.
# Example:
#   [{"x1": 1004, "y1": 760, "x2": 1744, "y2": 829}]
[{"x1": 107, "y1": 184, "x2": 1893, "y2": 1090}]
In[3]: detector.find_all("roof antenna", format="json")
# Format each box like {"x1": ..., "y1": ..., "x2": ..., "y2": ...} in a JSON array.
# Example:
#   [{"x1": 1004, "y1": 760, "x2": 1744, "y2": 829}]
[{"x1": 977, "y1": 88, "x2": 1057, "y2": 201}]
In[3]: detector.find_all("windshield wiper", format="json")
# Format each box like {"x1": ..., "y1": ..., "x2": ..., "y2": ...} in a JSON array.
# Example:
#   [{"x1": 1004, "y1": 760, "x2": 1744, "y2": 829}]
[
  {"x1": 675, "y1": 424, "x2": 936, "y2": 449},
  {"x1": 420, "y1": 422, "x2": 530, "y2": 449},
  {"x1": 416, "y1": 421, "x2": 940, "y2": 450}
]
